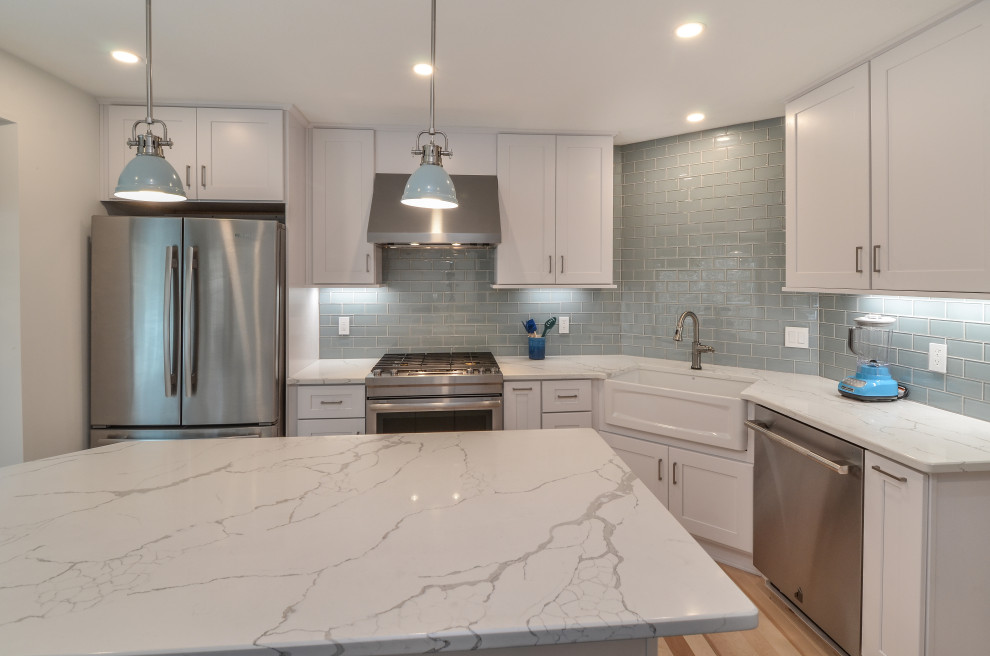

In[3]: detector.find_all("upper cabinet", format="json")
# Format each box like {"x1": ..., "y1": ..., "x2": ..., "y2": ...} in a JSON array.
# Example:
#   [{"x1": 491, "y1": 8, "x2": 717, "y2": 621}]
[
  {"x1": 495, "y1": 134, "x2": 614, "y2": 287},
  {"x1": 786, "y1": 64, "x2": 871, "y2": 290},
  {"x1": 104, "y1": 105, "x2": 284, "y2": 202},
  {"x1": 310, "y1": 128, "x2": 380, "y2": 286},
  {"x1": 786, "y1": 1, "x2": 990, "y2": 295}
]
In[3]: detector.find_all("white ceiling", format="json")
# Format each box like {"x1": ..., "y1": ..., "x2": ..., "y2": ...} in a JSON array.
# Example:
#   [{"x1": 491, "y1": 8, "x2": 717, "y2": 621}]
[{"x1": 0, "y1": 0, "x2": 970, "y2": 144}]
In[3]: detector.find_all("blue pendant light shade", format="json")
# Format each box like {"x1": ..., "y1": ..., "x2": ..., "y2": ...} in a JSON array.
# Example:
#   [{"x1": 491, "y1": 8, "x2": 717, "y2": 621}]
[
  {"x1": 403, "y1": 0, "x2": 458, "y2": 209},
  {"x1": 401, "y1": 163, "x2": 457, "y2": 209},
  {"x1": 113, "y1": 0, "x2": 187, "y2": 203},
  {"x1": 114, "y1": 149, "x2": 186, "y2": 202}
]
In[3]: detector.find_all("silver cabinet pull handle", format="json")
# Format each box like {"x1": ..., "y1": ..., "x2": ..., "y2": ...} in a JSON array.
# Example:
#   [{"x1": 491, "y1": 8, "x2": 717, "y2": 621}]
[
  {"x1": 548, "y1": 255, "x2": 552, "y2": 274},
  {"x1": 560, "y1": 255, "x2": 565, "y2": 274},
  {"x1": 183, "y1": 246, "x2": 198, "y2": 398},
  {"x1": 556, "y1": 394, "x2": 579, "y2": 399},
  {"x1": 873, "y1": 245, "x2": 881, "y2": 273},
  {"x1": 185, "y1": 165, "x2": 191, "y2": 188},
  {"x1": 673, "y1": 462, "x2": 678, "y2": 485},
  {"x1": 657, "y1": 457, "x2": 663, "y2": 481},
  {"x1": 871, "y1": 465, "x2": 907, "y2": 483},
  {"x1": 320, "y1": 400, "x2": 344, "y2": 405},
  {"x1": 513, "y1": 386, "x2": 533, "y2": 391},
  {"x1": 162, "y1": 246, "x2": 177, "y2": 397},
  {"x1": 366, "y1": 253, "x2": 370, "y2": 273},
  {"x1": 201, "y1": 164, "x2": 207, "y2": 188},
  {"x1": 855, "y1": 246, "x2": 863, "y2": 273},
  {"x1": 746, "y1": 420, "x2": 849, "y2": 475}
]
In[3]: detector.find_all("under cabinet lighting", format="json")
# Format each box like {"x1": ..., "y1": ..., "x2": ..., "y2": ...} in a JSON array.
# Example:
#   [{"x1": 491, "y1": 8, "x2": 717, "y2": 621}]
[
  {"x1": 676, "y1": 22, "x2": 705, "y2": 38},
  {"x1": 413, "y1": 63, "x2": 433, "y2": 75},
  {"x1": 686, "y1": 112, "x2": 705, "y2": 123},
  {"x1": 111, "y1": 50, "x2": 140, "y2": 64}
]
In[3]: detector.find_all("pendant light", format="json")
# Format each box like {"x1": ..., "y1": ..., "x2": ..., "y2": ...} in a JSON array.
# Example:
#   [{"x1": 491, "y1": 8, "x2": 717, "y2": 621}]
[
  {"x1": 114, "y1": 0, "x2": 186, "y2": 202},
  {"x1": 401, "y1": 0, "x2": 457, "y2": 209}
]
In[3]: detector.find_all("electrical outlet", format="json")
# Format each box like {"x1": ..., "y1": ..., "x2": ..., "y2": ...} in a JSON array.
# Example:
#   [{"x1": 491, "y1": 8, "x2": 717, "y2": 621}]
[
  {"x1": 929, "y1": 343, "x2": 947, "y2": 373},
  {"x1": 338, "y1": 316, "x2": 350, "y2": 336},
  {"x1": 784, "y1": 326, "x2": 809, "y2": 349},
  {"x1": 559, "y1": 317, "x2": 570, "y2": 334}
]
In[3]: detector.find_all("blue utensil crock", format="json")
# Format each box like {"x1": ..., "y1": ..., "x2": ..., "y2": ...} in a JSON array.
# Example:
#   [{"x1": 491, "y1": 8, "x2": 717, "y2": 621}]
[{"x1": 528, "y1": 337, "x2": 546, "y2": 360}]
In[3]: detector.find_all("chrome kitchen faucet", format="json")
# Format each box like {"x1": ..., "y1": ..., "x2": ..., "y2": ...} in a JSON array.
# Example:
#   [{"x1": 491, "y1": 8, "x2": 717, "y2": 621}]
[{"x1": 673, "y1": 311, "x2": 715, "y2": 370}]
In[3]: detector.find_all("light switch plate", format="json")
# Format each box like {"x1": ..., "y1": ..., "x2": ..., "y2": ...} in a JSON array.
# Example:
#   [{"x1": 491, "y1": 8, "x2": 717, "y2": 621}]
[
  {"x1": 559, "y1": 316, "x2": 570, "y2": 334},
  {"x1": 338, "y1": 316, "x2": 350, "y2": 336},
  {"x1": 784, "y1": 326, "x2": 809, "y2": 349}
]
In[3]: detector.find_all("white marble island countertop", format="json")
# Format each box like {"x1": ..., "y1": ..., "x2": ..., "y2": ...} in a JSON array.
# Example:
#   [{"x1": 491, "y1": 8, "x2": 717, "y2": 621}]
[{"x1": 0, "y1": 429, "x2": 757, "y2": 656}]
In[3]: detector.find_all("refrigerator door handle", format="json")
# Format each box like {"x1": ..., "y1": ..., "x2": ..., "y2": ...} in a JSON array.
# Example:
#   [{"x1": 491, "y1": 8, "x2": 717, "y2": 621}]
[
  {"x1": 163, "y1": 246, "x2": 178, "y2": 397},
  {"x1": 183, "y1": 246, "x2": 198, "y2": 398}
]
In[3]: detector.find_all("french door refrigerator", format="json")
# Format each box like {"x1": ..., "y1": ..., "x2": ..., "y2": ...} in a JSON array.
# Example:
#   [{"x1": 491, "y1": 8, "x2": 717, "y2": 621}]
[{"x1": 90, "y1": 215, "x2": 284, "y2": 448}]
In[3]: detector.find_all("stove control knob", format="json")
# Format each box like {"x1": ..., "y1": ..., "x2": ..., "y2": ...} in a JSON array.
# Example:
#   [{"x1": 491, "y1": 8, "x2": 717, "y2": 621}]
[
  {"x1": 372, "y1": 370, "x2": 382, "y2": 377},
  {"x1": 390, "y1": 369, "x2": 399, "y2": 376}
]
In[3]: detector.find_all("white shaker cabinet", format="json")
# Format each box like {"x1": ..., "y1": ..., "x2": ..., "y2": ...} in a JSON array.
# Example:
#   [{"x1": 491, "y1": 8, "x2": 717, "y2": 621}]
[
  {"x1": 495, "y1": 134, "x2": 613, "y2": 287},
  {"x1": 310, "y1": 129, "x2": 380, "y2": 285},
  {"x1": 503, "y1": 381, "x2": 541, "y2": 430},
  {"x1": 871, "y1": 1, "x2": 990, "y2": 293},
  {"x1": 862, "y1": 452, "x2": 927, "y2": 656},
  {"x1": 785, "y1": 64, "x2": 871, "y2": 290},
  {"x1": 602, "y1": 431, "x2": 669, "y2": 507},
  {"x1": 104, "y1": 105, "x2": 284, "y2": 201},
  {"x1": 195, "y1": 108, "x2": 284, "y2": 201}
]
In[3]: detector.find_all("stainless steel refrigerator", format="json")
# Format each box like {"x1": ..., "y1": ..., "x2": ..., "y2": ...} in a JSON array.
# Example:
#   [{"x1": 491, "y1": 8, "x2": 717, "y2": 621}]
[{"x1": 89, "y1": 215, "x2": 284, "y2": 448}]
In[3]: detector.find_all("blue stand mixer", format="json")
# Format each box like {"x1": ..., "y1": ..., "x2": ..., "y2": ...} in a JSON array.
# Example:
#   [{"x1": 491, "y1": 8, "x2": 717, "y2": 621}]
[{"x1": 838, "y1": 314, "x2": 907, "y2": 401}]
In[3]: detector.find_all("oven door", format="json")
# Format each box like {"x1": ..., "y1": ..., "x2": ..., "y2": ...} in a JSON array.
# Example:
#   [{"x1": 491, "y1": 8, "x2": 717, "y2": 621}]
[{"x1": 366, "y1": 396, "x2": 503, "y2": 434}]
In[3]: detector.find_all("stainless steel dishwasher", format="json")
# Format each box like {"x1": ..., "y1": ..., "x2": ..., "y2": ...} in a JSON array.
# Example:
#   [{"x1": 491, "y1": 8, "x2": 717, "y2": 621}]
[{"x1": 749, "y1": 405, "x2": 865, "y2": 656}]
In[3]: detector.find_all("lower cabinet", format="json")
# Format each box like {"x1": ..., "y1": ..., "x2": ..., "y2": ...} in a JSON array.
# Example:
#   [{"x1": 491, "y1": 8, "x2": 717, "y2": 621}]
[
  {"x1": 295, "y1": 418, "x2": 365, "y2": 436},
  {"x1": 600, "y1": 431, "x2": 753, "y2": 552},
  {"x1": 503, "y1": 382, "x2": 541, "y2": 430},
  {"x1": 862, "y1": 452, "x2": 927, "y2": 656},
  {"x1": 288, "y1": 384, "x2": 365, "y2": 436},
  {"x1": 503, "y1": 379, "x2": 593, "y2": 430}
]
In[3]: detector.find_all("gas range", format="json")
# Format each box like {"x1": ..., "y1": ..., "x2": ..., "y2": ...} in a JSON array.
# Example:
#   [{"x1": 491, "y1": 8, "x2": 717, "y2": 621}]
[{"x1": 367, "y1": 352, "x2": 501, "y2": 382}]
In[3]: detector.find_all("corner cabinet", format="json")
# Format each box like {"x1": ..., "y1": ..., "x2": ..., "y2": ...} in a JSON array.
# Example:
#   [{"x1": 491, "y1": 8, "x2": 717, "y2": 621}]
[
  {"x1": 495, "y1": 134, "x2": 613, "y2": 287},
  {"x1": 785, "y1": 1, "x2": 990, "y2": 295},
  {"x1": 104, "y1": 105, "x2": 284, "y2": 201},
  {"x1": 310, "y1": 129, "x2": 381, "y2": 286}
]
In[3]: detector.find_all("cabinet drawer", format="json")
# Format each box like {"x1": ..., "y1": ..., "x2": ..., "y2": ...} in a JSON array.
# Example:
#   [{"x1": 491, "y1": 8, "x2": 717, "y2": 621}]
[
  {"x1": 542, "y1": 411, "x2": 592, "y2": 429},
  {"x1": 295, "y1": 418, "x2": 365, "y2": 436},
  {"x1": 296, "y1": 385, "x2": 365, "y2": 419},
  {"x1": 542, "y1": 379, "x2": 592, "y2": 412}
]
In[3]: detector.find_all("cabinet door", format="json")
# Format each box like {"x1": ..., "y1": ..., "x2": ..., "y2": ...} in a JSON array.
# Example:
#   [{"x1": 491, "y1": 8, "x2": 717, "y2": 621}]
[
  {"x1": 196, "y1": 108, "x2": 284, "y2": 201},
  {"x1": 295, "y1": 418, "x2": 365, "y2": 437},
  {"x1": 105, "y1": 105, "x2": 197, "y2": 200},
  {"x1": 600, "y1": 431, "x2": 669, "y2": 508},
  {"x1": 668, "y1": 447, "x2": 753, "y2": 552},
  {"x1": 503, "y1": 382, "x2": 541, "y2": 430},
  {"x1": 555, "y1": 136, "x2": 614, "y2": 286},
  {"x1": 862, "y1": 453, "x2": 927, "y2": 656},
  {"x1": 871, "y1": 2, "x2": 990, "y2": 293},
  {"x1": 541, "y1": 411, "x2": 592, "y2": 429},
  {"x1": 296, "y1": 385, "x2": 365, "y2": 419},
  {"x1": 495, "y1": 134, "x2": 556, "y2": 285},
  {"x1": 785, "y1": 64, "x2": 871, "y2": 290},
  {"x1": 311, "y1": 129, "x2": 379, "y2": 285},
  {"x1": 541, "y1": 379, "x2": 592, "y2": 413}
]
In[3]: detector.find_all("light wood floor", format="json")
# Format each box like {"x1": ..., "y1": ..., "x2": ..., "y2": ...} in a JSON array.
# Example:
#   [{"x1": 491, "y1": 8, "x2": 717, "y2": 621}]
[{"x1": 658, "y1": 565, "x2": 837, "y2": 656}]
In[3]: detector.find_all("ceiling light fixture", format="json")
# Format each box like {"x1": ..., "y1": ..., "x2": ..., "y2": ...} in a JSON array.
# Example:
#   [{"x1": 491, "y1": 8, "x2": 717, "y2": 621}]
[
  {"x1": 686, "y1": 112, "x2": 706, "y2": 123},
  {"x1": 401, "y1": 0, "x2": 457, "y2": 209},
  {"x1": 113, "y1": 0, "x2": 185, "y2": 202},
  {"x1": 111, "y1": 50, "x2": 140, "y2": 64},
  {"x1": 413, "y1": 63, "x2": 433, "y2": 76},
  {"x1": 675, "y1": 22, "x2": 705, "y2": 38}
]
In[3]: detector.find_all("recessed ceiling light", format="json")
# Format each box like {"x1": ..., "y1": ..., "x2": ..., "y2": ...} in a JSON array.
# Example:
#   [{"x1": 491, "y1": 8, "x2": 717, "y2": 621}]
[
  {"x1": 111, "y1": 50, "x2": 140, "y2": 64},
  {"x1": 675, "y1": 22, "x2": 705, "y2": 39},
  {"x1": 686, "y1": 112, "x2": 705, "y2": 123},
  {"x1": 413, "y1": 63, "x2": 433, "y2": 76}
]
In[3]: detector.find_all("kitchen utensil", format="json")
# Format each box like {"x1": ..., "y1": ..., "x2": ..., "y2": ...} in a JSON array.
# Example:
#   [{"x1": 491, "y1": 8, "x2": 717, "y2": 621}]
[
  {"x1": 838, "y1": 314, "x2": 903, "y2": 401},
  {"x1": 541, "y1": 317, "x2": 556, "y2": 337},
  {"x1": 523, "y1": 318, "x2": 538, "y2": 337}
]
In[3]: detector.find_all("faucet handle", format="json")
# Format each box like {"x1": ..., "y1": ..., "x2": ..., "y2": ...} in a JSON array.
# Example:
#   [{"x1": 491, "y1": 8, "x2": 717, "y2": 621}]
[{"x1": 697, "y1": 343, "x2": 716, "y2": 354}]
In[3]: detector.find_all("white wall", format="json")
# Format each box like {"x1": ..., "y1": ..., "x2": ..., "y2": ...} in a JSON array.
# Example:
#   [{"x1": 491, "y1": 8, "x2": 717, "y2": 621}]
[
  {"x1": 0, "y1": 121, "x2": 23, "y2": 466},
  {"x1": 0, "y1": 50, "x2": 102, "y2": 461}
]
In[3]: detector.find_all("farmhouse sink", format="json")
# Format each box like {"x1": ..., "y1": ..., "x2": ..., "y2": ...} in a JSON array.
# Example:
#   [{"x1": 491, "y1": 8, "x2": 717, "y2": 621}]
[{"x1": 603, "y1": 368, "x2": 755, "y2": 450}]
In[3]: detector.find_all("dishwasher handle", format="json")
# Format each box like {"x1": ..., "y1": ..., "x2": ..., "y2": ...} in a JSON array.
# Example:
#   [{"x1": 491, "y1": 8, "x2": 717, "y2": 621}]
[{"x1": 746, "y1": 420, "x2": 850, "y2": 475}]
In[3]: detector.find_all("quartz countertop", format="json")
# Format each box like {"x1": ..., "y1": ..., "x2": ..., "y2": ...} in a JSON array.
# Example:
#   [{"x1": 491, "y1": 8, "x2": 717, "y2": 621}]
[
  {"x1": 288, "y1": 356, "x2": 990, "y2": 473},
  {"x1": 0, "y1": 429, "x2": 757, "y2": 656}
]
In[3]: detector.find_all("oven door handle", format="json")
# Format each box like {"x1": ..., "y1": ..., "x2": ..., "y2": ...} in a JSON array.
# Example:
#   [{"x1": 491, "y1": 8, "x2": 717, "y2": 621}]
[{"x1": 367, "y1": 399, "x2": 502, "y2": 412}]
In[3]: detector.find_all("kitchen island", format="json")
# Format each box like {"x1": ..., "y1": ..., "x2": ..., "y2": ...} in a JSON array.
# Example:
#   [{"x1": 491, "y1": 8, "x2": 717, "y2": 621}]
[{"x1": 0, "y1": 428, "x2": 757, "y2": 656}]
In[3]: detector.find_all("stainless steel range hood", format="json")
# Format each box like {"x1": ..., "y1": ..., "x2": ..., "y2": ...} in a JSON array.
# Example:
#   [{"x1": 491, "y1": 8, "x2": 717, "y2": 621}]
[{"x1": 367, "y1": 173, "x2": 501, "y2": 246}]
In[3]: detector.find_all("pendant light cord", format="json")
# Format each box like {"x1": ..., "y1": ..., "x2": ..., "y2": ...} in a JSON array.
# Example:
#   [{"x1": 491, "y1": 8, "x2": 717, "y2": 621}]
[
  {"x1": 428, "y1": 0, "x2": 436, "y2": 138},
  {"x1": 144, "y1": 0, "x2": 154, "y2": 125}
]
